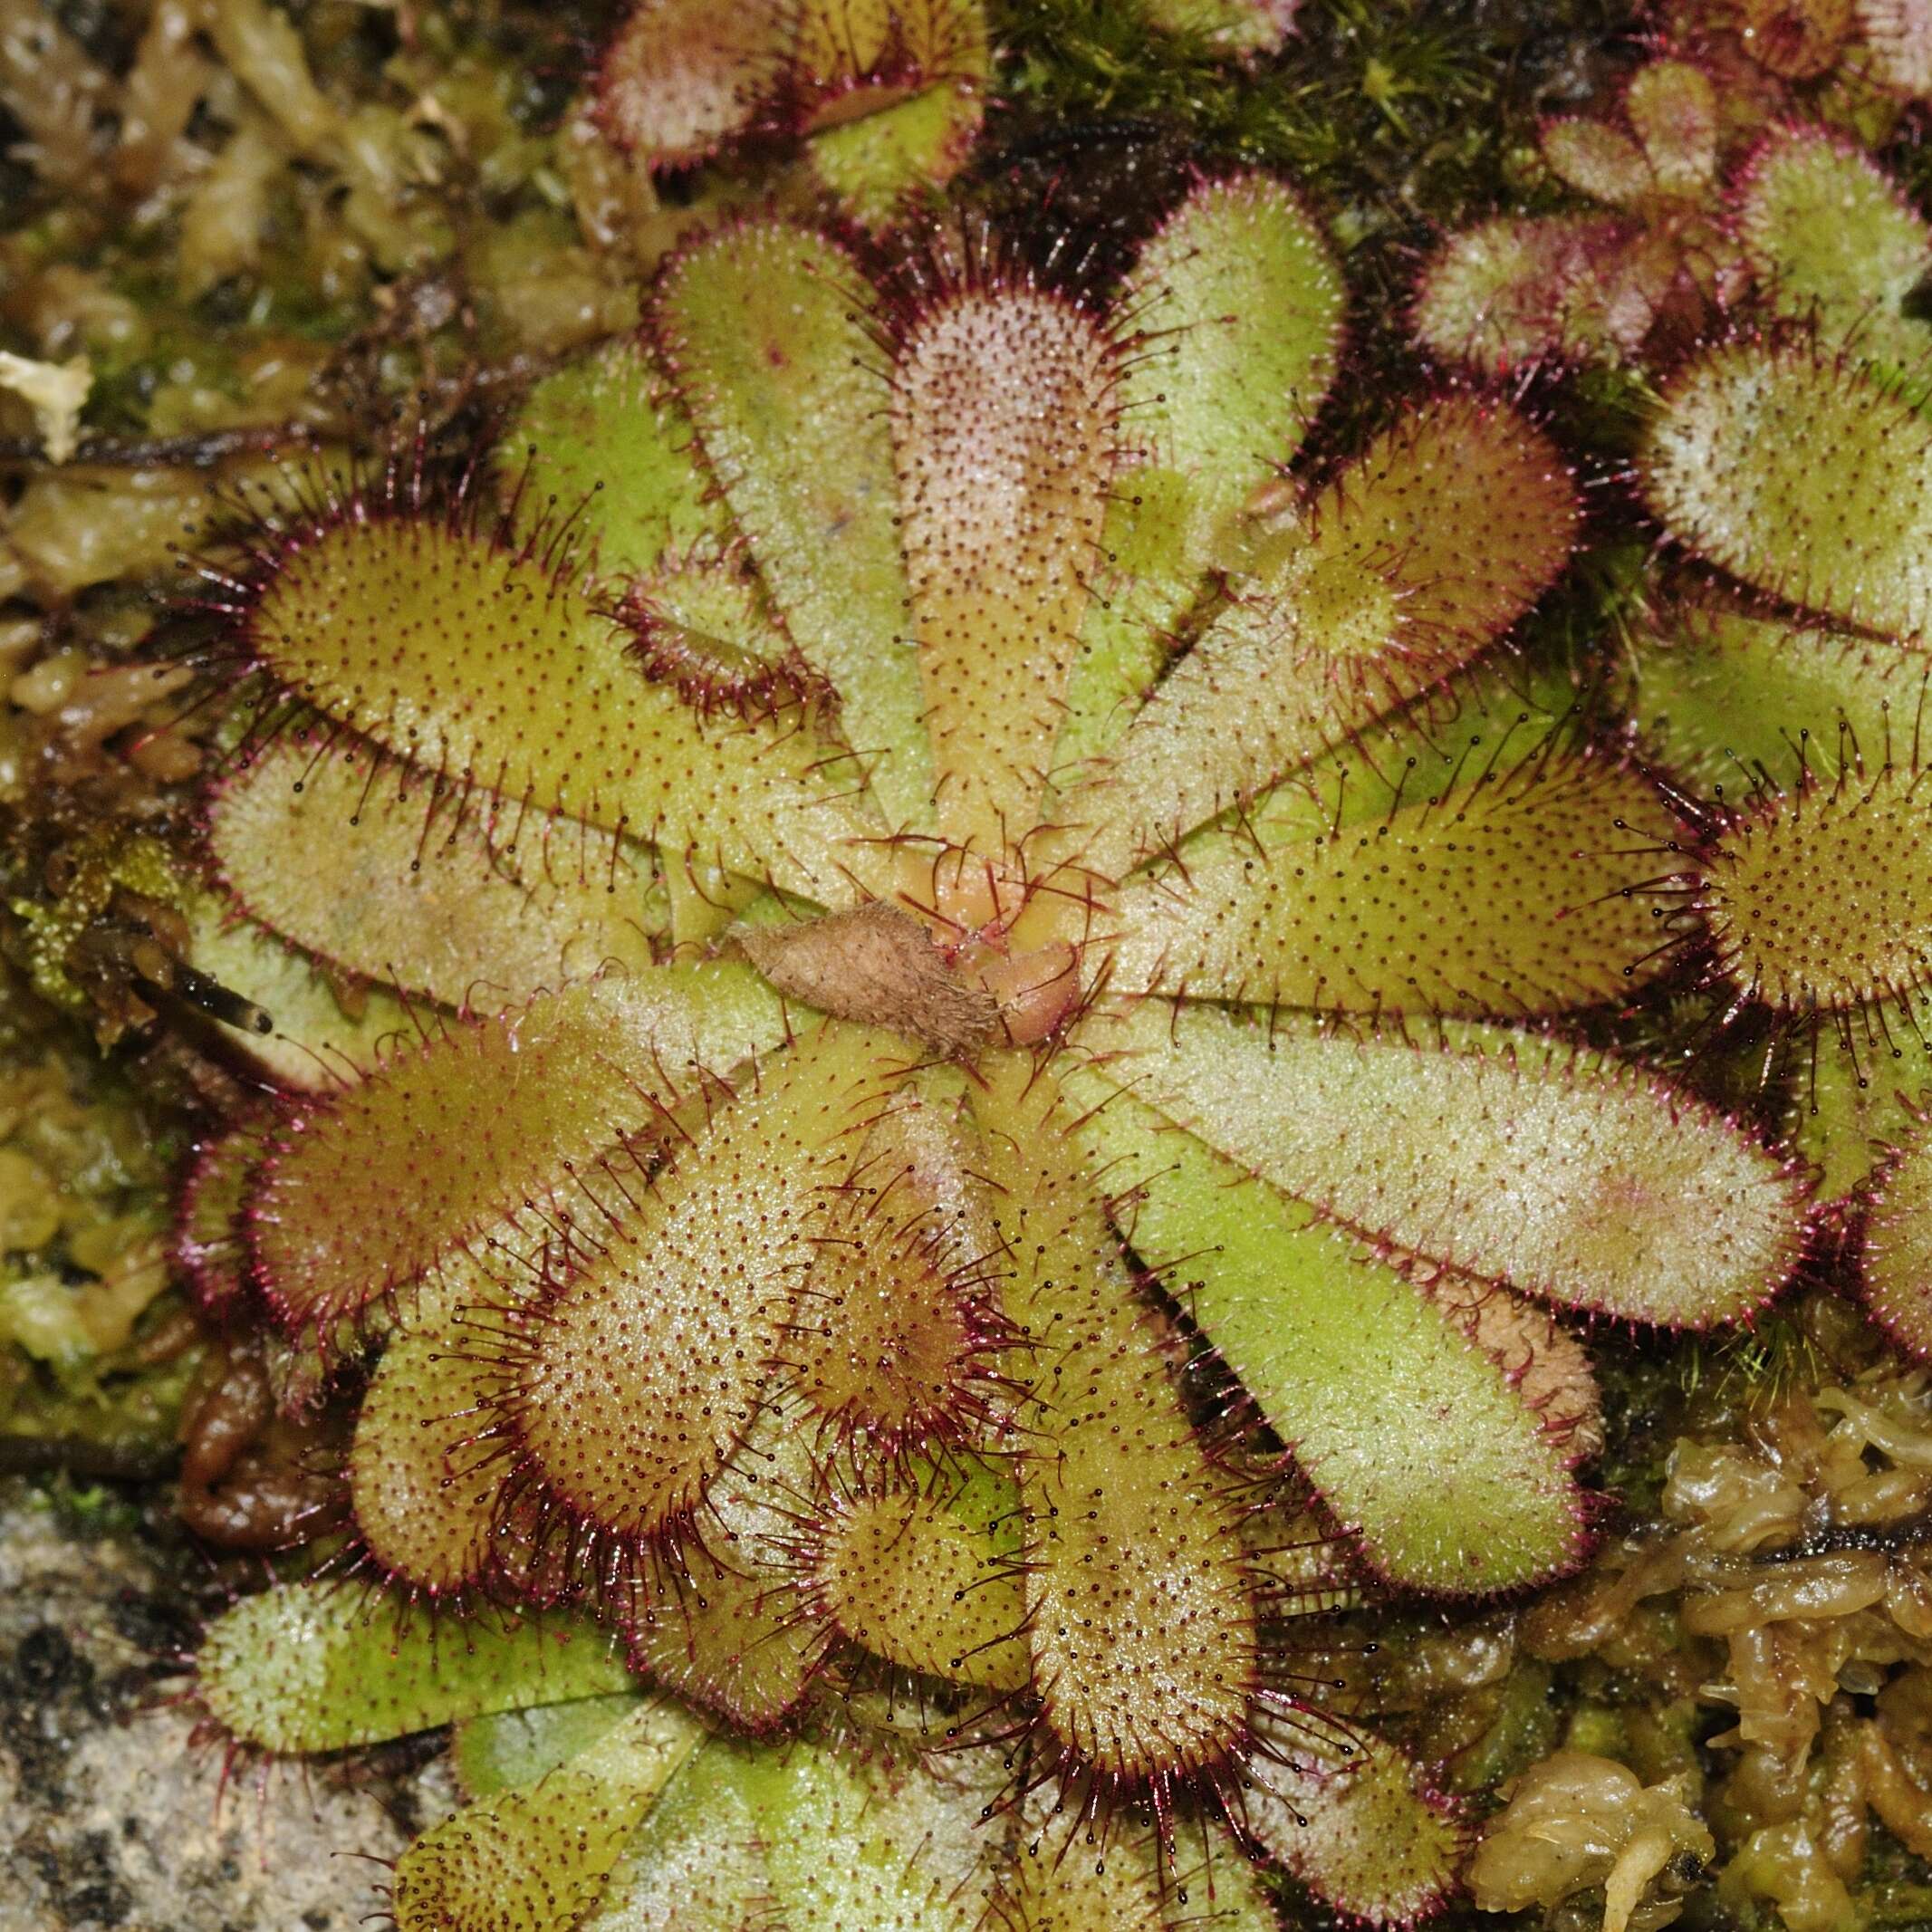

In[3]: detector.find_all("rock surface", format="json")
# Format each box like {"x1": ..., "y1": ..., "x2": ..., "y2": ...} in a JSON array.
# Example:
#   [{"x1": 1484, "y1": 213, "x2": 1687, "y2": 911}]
[{"x1": 0, "y1": 1478, "x2": 437, "y2": 1932}]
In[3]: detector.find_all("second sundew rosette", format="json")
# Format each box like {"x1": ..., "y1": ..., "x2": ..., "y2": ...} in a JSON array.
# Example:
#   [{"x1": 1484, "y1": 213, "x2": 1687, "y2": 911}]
[
  {"x1": 176, "y1": 175, "x2": 1809, "y2": 1927},
  {"x1": 1613, "y1": 115, "x2": 1932, "y2": 1369},
  {"x1": 1632, "y1": 317, "x2": 1932, "y2": 1359}
]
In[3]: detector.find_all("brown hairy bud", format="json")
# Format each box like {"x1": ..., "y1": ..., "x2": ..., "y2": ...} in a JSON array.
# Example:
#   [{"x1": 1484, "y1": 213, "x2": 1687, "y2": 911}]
[{"x1": 731, "y1": 902, "x2": 997, "y2": 1056}]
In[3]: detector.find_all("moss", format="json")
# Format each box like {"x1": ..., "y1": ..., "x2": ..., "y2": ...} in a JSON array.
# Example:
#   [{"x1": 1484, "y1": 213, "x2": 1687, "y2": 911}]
[
  {"x1": 988, "y1": 0, "x2": 1643, "y2": 430},
  {"x1": 0, "y1": 958, "x2": 186, "y2": 1466}
]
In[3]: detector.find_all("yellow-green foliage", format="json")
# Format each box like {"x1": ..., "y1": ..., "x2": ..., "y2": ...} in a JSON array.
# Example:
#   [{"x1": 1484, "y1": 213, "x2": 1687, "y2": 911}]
[{"x1": 174, "y1": 165, "x2": 1820, "y2": 1931}]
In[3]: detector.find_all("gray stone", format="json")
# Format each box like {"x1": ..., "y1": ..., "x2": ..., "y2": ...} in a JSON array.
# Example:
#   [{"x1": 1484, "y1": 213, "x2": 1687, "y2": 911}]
[{"x1": 0, "y1": 1479, "x2": 447, "y2": 1932}]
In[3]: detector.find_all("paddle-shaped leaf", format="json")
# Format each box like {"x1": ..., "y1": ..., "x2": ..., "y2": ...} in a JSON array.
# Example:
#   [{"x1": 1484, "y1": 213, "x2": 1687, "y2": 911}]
[{"x1": 1078, "y1": 1001, "x2": 1804, "y2": 1325}]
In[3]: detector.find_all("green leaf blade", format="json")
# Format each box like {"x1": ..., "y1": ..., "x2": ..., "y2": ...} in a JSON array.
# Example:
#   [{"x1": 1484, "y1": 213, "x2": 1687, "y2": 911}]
[
  {"x1": 1064, "y1": 1074, "x2": 1588, "y2": 1594},
  {"x1": 197, "y1": 1581, "x2": 634, "y2": 1754},
  {"x1": 1079, "y1": 1003, "x2": 1805, "y2": 1327},
  {"x1": 653, "y1": 221, "x2": 928, "y2": 826}
]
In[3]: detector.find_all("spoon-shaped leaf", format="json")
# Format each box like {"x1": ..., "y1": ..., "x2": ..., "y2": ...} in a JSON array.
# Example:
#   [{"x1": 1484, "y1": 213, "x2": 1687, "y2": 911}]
[
  {"x1": 892, "y1": 280, "x2": 1118, "y2": 849},
  {"x1": 798, "y1": 1455, "x2": 1028, "y2": 1690},
  {"x1": 1078, "y1": 1001, "x2": 1803, "y2": 1326},
  {"x1": 1863, "y1": 1121, "x2": 1932, "y2": 1356},
  {"x1": 252, "y1": 966, "x2": 784, "y2": 1338},
  {"x1": 502, "y1": 1024, "x2": 914, "y2": 1548},
  {"x1": 1070, "y1": 396, "x2": 1576, "y2": 874},
  {"x1": 1243, "y1": 1716, "x2": 1467, "y2": 1927},
  {"x1": 1643, "y1": 339, "x2": 1932, "y2": 639},
  {"x1": 1735, "y1": 124, "x2": 1932, "y2": 369},
  {"x1": 391, "y1": 1700, "x2": 703, "y2": 1932},
  {"x1": 238, "y1": 504, "x2": 881, "y2": 905},
  {"x1": 654, "y1": 220, "x2": 928, "y2": 825},
  {"x1": 1107, "y1": 732, "x2": 1678, "y2": 1015},
  {"x1": 1699, "y1": 763, "x2": 1932, "y2": 1013},
  {"x1": 1059, "y1": 174, "x2": 1344, "y2": 770},
  {"x1": 197, "y1": 1581, "x2": 631, "y2": 1754},
  {"x1": 972, "y1": 1052, "x2": 1260, "y2": 1783},
  {"x1": 209, "y1": 732, "x2": 665, "y2": 1010},
  {"x1": 619, "y1": 1398, "x2": 831, "y2": 1732},
  {"x1": 1067, "y1": 1073, "x2": 1589, "y2": 1593}
]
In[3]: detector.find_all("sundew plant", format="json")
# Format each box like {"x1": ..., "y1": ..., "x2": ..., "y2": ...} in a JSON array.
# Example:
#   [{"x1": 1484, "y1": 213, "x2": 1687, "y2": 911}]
[{"x1": 151, "y1": 149, "x2": 1820, "y2": 1930}]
